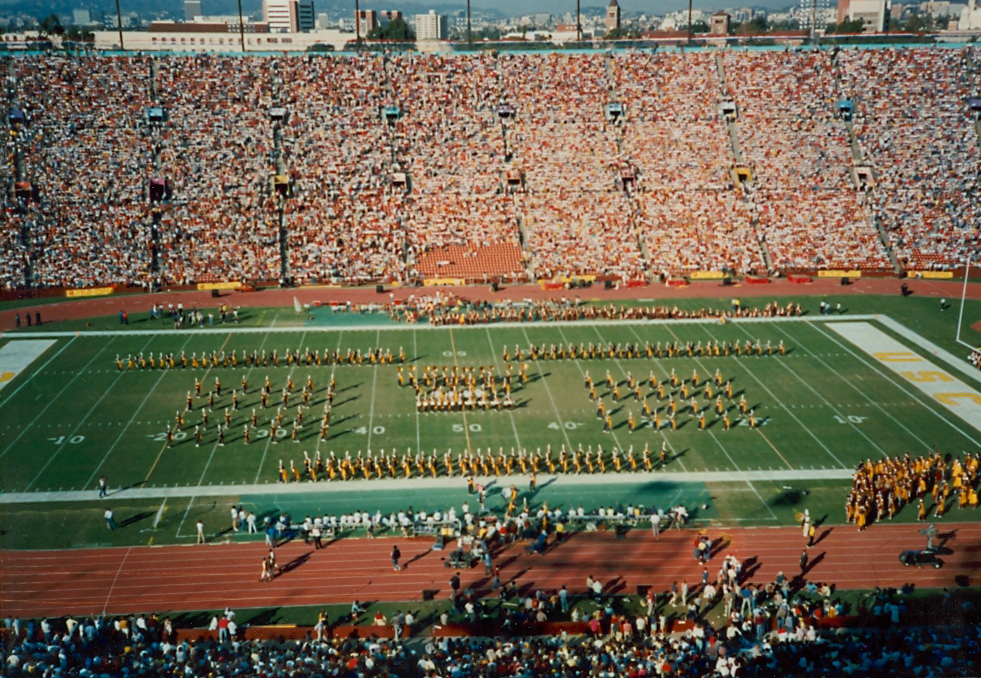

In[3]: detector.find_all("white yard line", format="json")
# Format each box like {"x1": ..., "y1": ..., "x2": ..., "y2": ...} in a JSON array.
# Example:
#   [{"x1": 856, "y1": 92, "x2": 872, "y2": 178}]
[
  {"x1": 767, "y1": 323, "x2": 933, "y2": 452},
  {"x1": 485, "y1": 327, "x2": 523, "y2": 452},
  {"x1": 15, "y1": 313, "x2": 884, "y2": 338},
  {"x1": 0, "y1": 337, "x2": 113, "y2": 461},
  {"x1": 0, "y1": 336, "x2": 76, "y2": 411},
  {"x1": 620, "y1": 326, "x2": 696, "y2": 472},
  {"x1": 103, "y1": 547, "x2": 132, "y2": 614},
  {"x1": 588, "y1": 326, "x2": 668, "y2": 467},
  {"x1": 252, "y1": 330, "x2": 308, "y2": 484},
  {"x1": 691, "y1": 324, "x2": 848, "y2": 468},
  {"x1": 25, "y1": 336, "x2": 156, "y2": 491},
  {"x1": 447, "y1": 328, "x2": 474, "y2": 453},
  {"x1": 519, "y1": 327, "x2": 575, "y2": 451},
  {"x1": 413, "y1": 329, "x2": 421, "y2": 455},
  {"x1": 659, "y1": 324, "x2": 783, "y2": 512},
  {"x1": 151, "y1": 498, "x2": 168, "y2": 529},
  {"x1": 366, "y1": 330, "x2": 382, "y2": 451},
  {"x1": 810, "y1": 322, "x2": 981, "y2": 448},
  {"x1": 174, "y1": 497, "x2": 195, "y2": 538},
  {"x1": 143, "y1": 332, "x2": 237, "y2": 483},
  {"x1": 707, "y1": 429, "x2": 778, "y2": 519},
  {"x1": 84, "y1": 336, "x2": 194, "y2": 490},
  {"x1": 314, "y1": 331, "x2": 345, "y2": 457}
]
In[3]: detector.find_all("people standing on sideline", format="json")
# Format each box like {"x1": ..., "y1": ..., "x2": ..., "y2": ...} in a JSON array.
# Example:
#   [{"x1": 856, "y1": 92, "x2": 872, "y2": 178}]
[
  {"x1": 105, "y1": 508, "x2": 117, "y2": 531},
  {"x1": 392, "y1": 544, "x2": 401, "y2": 571},
  {"x1": 268, "y1": 549, "x2": 278, "y2": 576},
  {"x1": 14, "y1": 313, "x2": 20, "y2": 328},
  {"x1": 651, "y1": 512, "x2": 660, "y2": 539},
  {"x1": 801, "y1": 509, "x2": 810, "y2": 539},
  {"x1": 98, "y1": 476, "x2": 107, "y2": 498},
  {"x1": 315, "y1": 610, "x2": 328, "y2": 640},
  {"x1": 800, "y1": 549, "x2": 808, "y2": 573},
  {"x1": 940, "y1": 298, "x2": 946, "y2": 311},
  {"x1": 450, "y1": 572, "x2": 461, "y2": 599},
  {"x1": 807, "y1": 523, "x2": 817, "y2": 548},
  {"x1": 197, "y1": 520, "x2": 206, "y2": 544}
]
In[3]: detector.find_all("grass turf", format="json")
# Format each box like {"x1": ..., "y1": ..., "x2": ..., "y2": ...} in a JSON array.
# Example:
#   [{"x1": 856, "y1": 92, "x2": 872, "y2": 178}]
[{"x1": 1, "y1": 293, "x2": 979, "y2": 553}]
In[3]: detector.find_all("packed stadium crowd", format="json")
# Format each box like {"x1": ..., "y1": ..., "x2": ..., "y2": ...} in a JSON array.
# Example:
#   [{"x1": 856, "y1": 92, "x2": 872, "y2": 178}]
[
  {"x1": 840, "y1": 47, "x2": 981, "y2": 271},
  {"x1": 4, "y1": 571, "x2": 978, "y2": 677},
  {"x1": 5, "y1": 47, "x2": 979, "y2": 292}
]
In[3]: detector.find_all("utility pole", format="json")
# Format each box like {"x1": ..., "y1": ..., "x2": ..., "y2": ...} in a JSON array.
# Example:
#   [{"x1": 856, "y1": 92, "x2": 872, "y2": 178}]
[
  {"x1": 687, "y1": 0, "x2": 693, "y2": 46},
  {"x1": 115, "y1": 0, "x2": 124, "y2": 50},
  {"x1": 467, "y1": 0, "x2": 472, "y2": 49},
  {"x1": 811, "y1": 0, "x2": 818, "y2": 47},
  {"x1": 238, "y1": 0, "x2": 246, "y2": 52},
  {"x1": 577, "y1": 0, "x2": 582, "y2": 42}
]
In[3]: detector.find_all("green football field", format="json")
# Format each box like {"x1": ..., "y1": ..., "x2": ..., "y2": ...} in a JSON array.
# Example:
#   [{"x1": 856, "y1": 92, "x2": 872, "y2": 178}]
[{"x1": 1, "y1": 293, "x2": 979, "y2": 551}]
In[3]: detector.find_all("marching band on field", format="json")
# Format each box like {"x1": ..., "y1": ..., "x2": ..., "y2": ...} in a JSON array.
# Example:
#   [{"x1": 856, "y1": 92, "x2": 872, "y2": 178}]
[{"x1": 136, "y1": 335, "x2": 786, "y2": 482}]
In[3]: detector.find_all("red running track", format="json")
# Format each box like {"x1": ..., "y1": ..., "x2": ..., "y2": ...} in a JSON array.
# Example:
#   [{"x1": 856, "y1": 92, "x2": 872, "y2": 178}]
[{"x1": 2, "y1": 522, "x2": 979, "y2": 618}]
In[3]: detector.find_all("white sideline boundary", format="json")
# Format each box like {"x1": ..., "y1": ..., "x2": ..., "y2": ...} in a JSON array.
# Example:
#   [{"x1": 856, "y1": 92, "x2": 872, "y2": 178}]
[
  {"x1": 13, "y1": 313, "x2": 977, "y2": 384},
  {"x1": 696, "y1": 323, "x2": 850, "y2": 469},
  {"x1": 826, "y1": 322, "x2": 981, "y2": 439},
  {"x1": 0, "y1": 468, "x2": 854, "y2": 505},
  {"x1": 767, "y1": 323, "x2": 934, "y2": 453},
  {"x1": 874, "y1": 316, "x2": 981, "y2": 387},
  {"x1": 7, "y1": 313, "x2": 878, "y2": 338}
]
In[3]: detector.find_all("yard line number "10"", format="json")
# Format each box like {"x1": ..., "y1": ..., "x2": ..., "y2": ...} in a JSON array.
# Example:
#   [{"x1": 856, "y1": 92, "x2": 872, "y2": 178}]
[{"x1": 833, "y1": 415, "x2": 868, "y2": 424}]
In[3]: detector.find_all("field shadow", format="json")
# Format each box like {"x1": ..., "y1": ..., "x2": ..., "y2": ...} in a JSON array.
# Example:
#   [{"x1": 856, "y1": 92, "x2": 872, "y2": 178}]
[
  {"x1": 772, "y1": 489, "x2": 809, "y2": 507},
  {"x1": 120, "y1": 511, "x2": 154, "y2": 528},
  {"x1": 279, "y1": 551, "x2": 313, "y2": 575}
]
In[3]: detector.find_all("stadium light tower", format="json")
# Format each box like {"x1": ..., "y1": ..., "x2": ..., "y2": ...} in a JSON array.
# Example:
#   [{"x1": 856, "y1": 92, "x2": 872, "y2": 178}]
[
  {"x1": 811, "y1": 0, "x2": 818, "y2": 46},
  {"x1": 577, "y1": 0, "x2": 582, "y2": 41},
  {"x1": 467, "y1": 0, "x2": 472, "y2": 49},
  {"x1": 115, "y1": 0, "x2": 124, "y2": 50}
]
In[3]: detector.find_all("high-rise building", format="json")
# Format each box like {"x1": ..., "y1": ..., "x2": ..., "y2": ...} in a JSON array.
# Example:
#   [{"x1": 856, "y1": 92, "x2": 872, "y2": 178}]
[
  {"x1": 414, "y1": 10, "x2": 446, "y2": 39},
  {"x1": 184, "y1": 0, "x2": 202, "y2": 21},
  {"x1": 379, "y1": 10, "x2": 402, "y2": 26},
  {"x1": 316, "y1": 11, "x2": 329, "y2": 28},
  {"x1": 356, "y1": 9, "x2": 377, "y2": 36},
  {"x1": 264, "y1": 0, "x2": 314, "y2": 32},
  {"x1": 296, "y1": 0, "x2": 314, "y2": 31},
  {"x1": 605, "y1": 0, "x2": 621, "y2": 32},
  {"x1": 844, "y1": 0, "x2": 889, "y2": 30}
]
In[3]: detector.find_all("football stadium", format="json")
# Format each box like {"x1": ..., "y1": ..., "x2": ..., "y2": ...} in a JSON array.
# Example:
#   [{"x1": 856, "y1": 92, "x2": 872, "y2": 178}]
[{"x1": 1, "y1": 40, "x2": 981, "y2": 677}]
